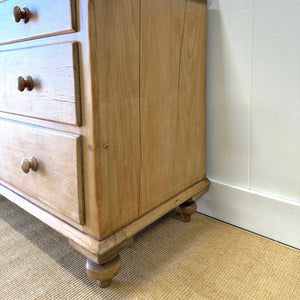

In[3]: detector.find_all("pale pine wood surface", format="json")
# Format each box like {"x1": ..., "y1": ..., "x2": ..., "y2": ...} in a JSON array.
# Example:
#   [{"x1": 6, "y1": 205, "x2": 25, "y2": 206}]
[
  {"x1": 0, "y1": 0, "x2": 102, "y2": 238},
  {"x1": 139, "y1": 0, "x2": 207, "y2": 214},
  {"x1": 0, "y1": 0, "x2": 76, "y2": 45},
  {"x1": 0, "y1": 42, "x2": 81, "y2": 125},
  {"x1": 89, "y1": 0, "x2": 141, "y2": 238},
  {"x1": 0, "y1": 0, "x2": 208, "y2": 251},
  {"x1": 0, "y1": 118, "x2": 84, "y2": 224},
  {"x1": 0, "y1": 178, "x2": 209, "y2": 264}
]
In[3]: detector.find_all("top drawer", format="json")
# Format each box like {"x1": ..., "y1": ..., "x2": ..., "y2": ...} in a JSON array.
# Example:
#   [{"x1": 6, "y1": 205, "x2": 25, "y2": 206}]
[{"x1": 0, "y1": 0, "x2": 76, "y2": 45}]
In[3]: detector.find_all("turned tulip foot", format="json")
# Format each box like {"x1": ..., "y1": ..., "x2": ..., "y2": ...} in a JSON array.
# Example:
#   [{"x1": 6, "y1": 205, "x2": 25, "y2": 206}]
[
  {"x1": 84, "y1": 237, "x2": 133, "y2": 288},
  {"x1": 86, "y1": 255, "x2": 122, "y2": 288},
  {"x1": 176, "y1": 199, "x2": 197, "y2": 222}
]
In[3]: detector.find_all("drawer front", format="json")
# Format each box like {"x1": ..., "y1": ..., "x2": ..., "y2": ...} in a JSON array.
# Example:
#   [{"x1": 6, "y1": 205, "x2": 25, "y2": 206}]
[
  {"x1": 0, "y1": 0, "x2": 76, "y2": 45},
  {"x1": 0, "y1": 42, "x2": 81, "y2": 125},
  {"x1": 0, "y1": 119, "x2": 84, "y2": 224}
]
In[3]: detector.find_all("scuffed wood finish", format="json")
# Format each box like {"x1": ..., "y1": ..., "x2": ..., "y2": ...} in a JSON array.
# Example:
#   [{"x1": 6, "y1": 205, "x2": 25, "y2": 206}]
[
  {"x1": 0, "y1": 119, "x2": 84, "y2": 224},
  {"x1": 70, "y1": 178, "x2": 210, "y2": 263},
  {"x1": 0, "y1": 42, "x2": 81, "y2": 125},
  {"x1": 0, "y1": 0, "x2": 76, "y2": 45},
  {"x1": 140, "y1": 0, "x2": 207, "y2": 214},
  {"x1": 70, "y1": 237, "x2": 134, "y2": 265},
  {"x1": 0, "y1": 178, "x2": 209, "y2": 264},
  {"x1": 89, "y1": 0, "x2": 140, "y2": 238}
]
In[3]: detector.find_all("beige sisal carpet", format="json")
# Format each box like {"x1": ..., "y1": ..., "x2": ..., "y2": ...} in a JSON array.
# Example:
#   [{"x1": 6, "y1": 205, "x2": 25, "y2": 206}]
[{"x1": 0, "y1": 195, "x2": 299, "y2": 299}]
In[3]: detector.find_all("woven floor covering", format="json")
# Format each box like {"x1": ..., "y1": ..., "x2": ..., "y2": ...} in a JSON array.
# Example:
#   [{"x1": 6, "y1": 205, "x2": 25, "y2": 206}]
[{"x1": 0, "y1": 196, "x2": 299, "y2": 300}]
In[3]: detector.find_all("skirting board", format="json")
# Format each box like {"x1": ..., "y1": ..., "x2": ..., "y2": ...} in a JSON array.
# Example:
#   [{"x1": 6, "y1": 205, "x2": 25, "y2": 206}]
[{"x1": 195, "y1": 181, "x2": 300, "y2": 249}]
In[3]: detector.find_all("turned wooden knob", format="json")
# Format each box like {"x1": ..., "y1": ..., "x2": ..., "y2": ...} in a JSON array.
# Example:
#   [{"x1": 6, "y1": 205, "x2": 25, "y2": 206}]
[
  {"x1": 18, "y1": 76, "x2": 34, "y2": 92},
  {"x1": 13, "y1": 6, "x2": 30, "y2": 23},
  {"x1": 21, "y1": 157, "x2": 38, "y2": 174}
]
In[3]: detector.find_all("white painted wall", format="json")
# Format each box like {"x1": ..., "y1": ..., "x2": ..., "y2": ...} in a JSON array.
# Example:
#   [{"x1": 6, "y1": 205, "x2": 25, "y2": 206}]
[{"x1": 197, "y1": 0, "x2": 300, "y2": 248}]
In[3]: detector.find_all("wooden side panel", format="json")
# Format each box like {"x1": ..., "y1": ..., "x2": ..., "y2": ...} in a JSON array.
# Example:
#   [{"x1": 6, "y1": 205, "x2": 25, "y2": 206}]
[
  {"x1": 140, "y1": 0, "x2": 207, "y2": 214},
  {"x1": 0, "y1": 119, "x2": 84, "y2": 224},
  {"x1": 89, "y1": 0, "x2": 140, "y2": 238}
]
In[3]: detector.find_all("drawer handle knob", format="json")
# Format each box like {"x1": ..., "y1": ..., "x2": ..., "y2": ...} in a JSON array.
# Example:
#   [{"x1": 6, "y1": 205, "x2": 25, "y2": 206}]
[
  {"x1": 13, "y1": 6, "x2": 30, "y2": 23},
  {"x1": 21, "y1": 157, "x2": 38, "y2": 174},
  {"x1": 18, "y1": 76, "x2": 34, "y2": 92}
]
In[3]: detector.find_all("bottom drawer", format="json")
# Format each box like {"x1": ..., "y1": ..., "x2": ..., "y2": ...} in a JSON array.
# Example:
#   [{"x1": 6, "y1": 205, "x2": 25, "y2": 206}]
[{"x1": 0, "y1": 119, "x2": 84, "y2": 224}]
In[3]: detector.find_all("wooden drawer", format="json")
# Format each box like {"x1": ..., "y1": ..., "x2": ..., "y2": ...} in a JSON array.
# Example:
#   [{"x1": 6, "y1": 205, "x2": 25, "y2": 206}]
[
  {"x1": 0, "y1": 0, "x2": 76, "y2": 45},
  {"x1": 0, "y1": 119, "x2": 84, "y2": 224},
  {"x1": 0, "y1": 42, "x2": 81, "y2": 125}
]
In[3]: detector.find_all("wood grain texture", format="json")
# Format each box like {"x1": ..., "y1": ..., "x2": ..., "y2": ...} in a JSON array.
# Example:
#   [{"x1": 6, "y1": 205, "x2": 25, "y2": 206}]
[
  {"x1": 71, "y1": 178, "x2": 210, "y2": 262},
  {"x1": 0, "y1": 0, "x2": 76, "y2": 45},
  {"x1": 140, "y1": 0, "x2": 207, "y2": 214},
  {"x1": 0, "y1": 0, "x2": 209, "y2": 261},
  {"x1": 89, "y1": 0, "x2": 140, "y2": 238},
  {"x1": 0, "y1": 0, "x2": 102, "y2": 238},
  {"x1": 0, "y1": 118, "x2": 84, "y2": 224},
  {"x1": 0, "y1": 176, "x2": 209, "y2": 266},
  {"x1": 70, "y1": 237, "x2": 133, "y2": 265},
  {"x1": 0, "y1": 42, "x2": 81, "y2": 125}
]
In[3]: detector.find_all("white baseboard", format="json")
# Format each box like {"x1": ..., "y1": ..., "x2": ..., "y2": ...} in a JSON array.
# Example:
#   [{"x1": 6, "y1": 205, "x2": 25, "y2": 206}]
[{"x1": 196, "y1": 181, "x2": 300, "y2": 249}]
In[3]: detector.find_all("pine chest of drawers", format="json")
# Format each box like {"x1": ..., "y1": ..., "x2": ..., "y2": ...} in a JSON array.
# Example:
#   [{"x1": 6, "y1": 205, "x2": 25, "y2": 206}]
[{"x1": 0, "y1": 0, "x2": 209, "y2": 287}]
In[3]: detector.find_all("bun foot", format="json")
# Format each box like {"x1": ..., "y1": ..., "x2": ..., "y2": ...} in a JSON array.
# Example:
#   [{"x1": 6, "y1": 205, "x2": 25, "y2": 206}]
[
  {"x1": 176, "y1": 200, "x2": 197, "y2": 222},
  {"x1": 86, "y1": 255, "x2": 122, "y2": 288}
]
